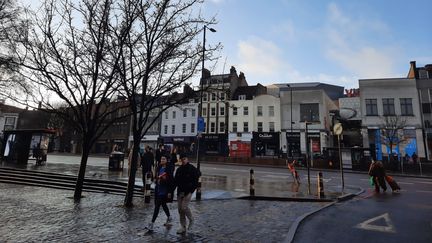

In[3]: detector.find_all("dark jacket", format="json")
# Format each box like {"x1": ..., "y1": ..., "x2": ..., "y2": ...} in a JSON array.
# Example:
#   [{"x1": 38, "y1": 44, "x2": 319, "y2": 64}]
[
  {"x1": 174, "y1": 163, "x2": 199, "y2": 195},
  {"x1": 141, "y1": 151, "x2": 154, "y2": 173}
]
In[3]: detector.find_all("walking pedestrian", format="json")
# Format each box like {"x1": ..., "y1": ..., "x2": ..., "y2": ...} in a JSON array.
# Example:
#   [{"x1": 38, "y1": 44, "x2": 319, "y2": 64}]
[
  {"x1": 141, "y1": 146, "x2": 155, "y2": 185},
  {"x1": 174, "y1": 153, "x2": 199, "y2": 234},
  {"x1": 287, "y1": 159, "x2": 300, "y2": 184},
  {"x1": 147, "y1": 155, "x2": 173, "y2": 231},
  {"x1": 368, "y1": 160, "x2": 387, "y2": 193},
  {"x1": 155, "y1": 144, "x2": 165, "y2": 167}
]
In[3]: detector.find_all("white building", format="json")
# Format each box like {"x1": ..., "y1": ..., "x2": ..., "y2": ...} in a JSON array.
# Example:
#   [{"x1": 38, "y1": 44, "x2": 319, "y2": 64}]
[
  {"x1": 271, "y1": 83, "x2": 344, "y2": 158},
  {"x1": 160, "y1": 99, "x2": 198, "y2": 152},
  {"x1": 359, "y1": 78, "x2": 425, "y2": 160}
]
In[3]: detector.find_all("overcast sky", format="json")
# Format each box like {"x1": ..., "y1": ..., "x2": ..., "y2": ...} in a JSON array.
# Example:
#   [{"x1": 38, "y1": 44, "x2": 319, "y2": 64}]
[{"x1": 200, "y1": 0, "x2": 432, "y2": 88}]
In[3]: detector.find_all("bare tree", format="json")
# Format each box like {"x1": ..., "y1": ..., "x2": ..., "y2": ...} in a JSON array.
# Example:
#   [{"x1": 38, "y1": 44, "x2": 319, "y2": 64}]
[
  {"x1": 115, "y1": 0, "x2": 220, "y2": 206},
  {"x1": 11, "y1": 0, "x2": 135, "y2": 201},
  {"x1": 381, "y1": 115, "x2": 407, "y2": 160},
  {"x1": 0, "y1": 0, "x2": 28, "y2": 97}
]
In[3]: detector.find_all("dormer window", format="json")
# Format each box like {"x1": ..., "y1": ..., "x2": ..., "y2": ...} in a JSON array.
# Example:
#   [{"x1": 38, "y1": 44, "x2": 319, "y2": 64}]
[{"x1": 239, "y1": 95, "x2": 246, "y2": 100}]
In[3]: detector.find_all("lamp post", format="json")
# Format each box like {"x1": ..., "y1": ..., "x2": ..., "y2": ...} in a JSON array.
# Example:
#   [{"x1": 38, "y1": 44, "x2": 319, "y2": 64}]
[
  {"x1": 305, "y1": 121, "x2": 311, "y2": 194},
  {"x1": 287, "y1": 84, "x2": 293, "y2": 161},
  {"x1": 196, "y1": 25, "x2": 216, "y2": 201}
]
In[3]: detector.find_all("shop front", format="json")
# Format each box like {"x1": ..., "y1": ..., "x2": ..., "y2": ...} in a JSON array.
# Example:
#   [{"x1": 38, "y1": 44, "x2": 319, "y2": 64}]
[
  {"x1": 286, "y1": 132, "x2": 301, "y2": 158},
  {"x1": 201, "y1": 134, "x2": 228, "y2": 156},
  {"x1": 228, "y1": 133, "x2": 252, "y2": 158},
  {"x1": 160, "y1": 136, "x2": 197, "y2": 155},
  {"x1": 306, "y1": 133, "x2": 321, "y2": 154},
  {"x1": 129, "y1": 134, "x2": 160, "y2": 153},
  {"x1": 252, "y1": 132, "x2": 280, "y2": 157}
]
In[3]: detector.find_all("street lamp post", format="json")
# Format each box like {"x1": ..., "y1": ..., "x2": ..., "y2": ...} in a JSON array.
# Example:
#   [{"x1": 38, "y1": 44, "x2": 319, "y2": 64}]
[
  {"x1": 196, "y1": 25, "x2": 216, "y2": 201},
  {"x1": 305, "y1": 121, "x2": 311, "y2": 194},
  {"x1": 287, "y1": 84, "x2": 293, "y2": 161}
]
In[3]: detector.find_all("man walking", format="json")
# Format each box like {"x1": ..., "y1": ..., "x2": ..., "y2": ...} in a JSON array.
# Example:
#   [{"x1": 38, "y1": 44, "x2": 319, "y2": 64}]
[
  {"x1": 141, "y1": 146, "x2": 154, "y2": 185},
  {"x1": 174, "y1": 153, "x2": 199, "y2": 234}
]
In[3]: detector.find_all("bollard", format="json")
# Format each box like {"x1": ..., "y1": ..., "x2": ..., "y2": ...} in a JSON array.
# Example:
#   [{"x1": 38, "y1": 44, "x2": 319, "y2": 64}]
[
  {"x1": 250, "y1": 169, "x2": 255, "y2": 196},
  {"x1": 196, "y1": 176, "x2": 202, "y2": 201},
  {"x1": 317, "y1": 171, "x2": 324, "y2": 198},
  {"x1": 144, "y1": 172, "x2": 152, "y2": 203}
]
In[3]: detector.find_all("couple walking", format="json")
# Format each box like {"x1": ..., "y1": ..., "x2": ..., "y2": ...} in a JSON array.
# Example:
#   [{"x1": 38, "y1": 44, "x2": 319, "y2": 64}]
[{"x1": 148, "y1": 153, "x2": 200, "y2": 235}]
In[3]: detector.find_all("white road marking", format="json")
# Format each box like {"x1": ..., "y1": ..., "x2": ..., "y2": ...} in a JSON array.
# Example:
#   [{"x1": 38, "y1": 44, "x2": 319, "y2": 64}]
[
  {"x1": 417, "y1": 181, "x2": 432, "y2": 185},
  {"x1": 396, "y1": 182, "x2": 413, "y2": 185},
  {"x1": 355, "y1": 213, "x2": 396, "y2": 233},
  {"x1": 416, "y1": 190, "x2": 432, "y2": 193}
]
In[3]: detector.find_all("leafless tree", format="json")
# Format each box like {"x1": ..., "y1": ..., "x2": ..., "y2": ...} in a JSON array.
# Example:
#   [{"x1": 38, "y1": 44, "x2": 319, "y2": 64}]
[
  {"x1": 381, "y1": 115, "x2": 407, "y2": 160},
  {"x1": 0, "y1": 0, "x2": 28, "y2": 97},
  {"x1": 115, "y1": 0, "x2": 220, "y2": 207},
  {"x1": 10, "y1": 0, "x2": 135, "y2": 201}
]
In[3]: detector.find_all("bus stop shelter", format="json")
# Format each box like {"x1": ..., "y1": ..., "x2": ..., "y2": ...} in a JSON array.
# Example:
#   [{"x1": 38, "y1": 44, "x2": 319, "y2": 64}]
[{"x1": 1, "y1": 129, "x2": 56, "y2": 165}]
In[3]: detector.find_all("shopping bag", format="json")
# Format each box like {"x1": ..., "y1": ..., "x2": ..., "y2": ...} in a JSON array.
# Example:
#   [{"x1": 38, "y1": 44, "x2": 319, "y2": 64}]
[{"x1": 369, "y1": 176, "x2": 375, "y2": 187}]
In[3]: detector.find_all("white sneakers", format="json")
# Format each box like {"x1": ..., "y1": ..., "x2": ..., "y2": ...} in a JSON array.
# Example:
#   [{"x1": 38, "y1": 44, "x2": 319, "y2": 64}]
[
  {"x1": 176, "y1": 226, "x2": 186, "y2": 234},
  {"x1": 164, "y1": 216, "x2": 172, "y2": 226}
]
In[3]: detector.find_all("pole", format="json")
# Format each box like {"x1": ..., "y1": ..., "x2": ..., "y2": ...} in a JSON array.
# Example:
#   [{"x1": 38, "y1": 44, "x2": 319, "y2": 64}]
[
  {"x1": 305, "y1": 122, "x2": 311, "y2": 194},
  {"x1": 249, "y1": 169, "x2": 255, "y2": 196},
  {"x1": 338, "y1": 134, "x2": 345, "y2": 192},
  {"x1": 290, "y1": 85, "x2": 293, "y2": 161},
  {"x1": 195, "y1": 26, "x2": 207, "y2": 201}
]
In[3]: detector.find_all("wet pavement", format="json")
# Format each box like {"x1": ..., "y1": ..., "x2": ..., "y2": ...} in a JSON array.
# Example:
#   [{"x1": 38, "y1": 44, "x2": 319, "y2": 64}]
[
  {"x1": 2, "y1": 154, "x2": 360, "y2": 200},
  {"x1": 0, "y1": 183, "x2": 329, "y2": 242}
]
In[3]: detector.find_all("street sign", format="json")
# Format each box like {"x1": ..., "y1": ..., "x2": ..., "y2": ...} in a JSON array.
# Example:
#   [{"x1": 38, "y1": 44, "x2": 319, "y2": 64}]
[
  {"x1": 333, "y1": 123, "x2": 343, "y2": 135},
  {"x1": 197, "y1": 116, "x2": 205, "y2": 132}
]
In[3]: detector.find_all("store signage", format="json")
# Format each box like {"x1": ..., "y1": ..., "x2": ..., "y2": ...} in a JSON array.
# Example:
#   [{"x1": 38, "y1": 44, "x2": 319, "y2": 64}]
[{"x1": 259, "y1": 133, "x2": 273, "y2": 138}]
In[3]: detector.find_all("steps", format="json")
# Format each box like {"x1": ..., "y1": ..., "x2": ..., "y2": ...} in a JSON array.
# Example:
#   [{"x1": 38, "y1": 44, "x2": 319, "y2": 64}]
[{"x1": 0, "y1": 167, "x2": 144, "y2": 197}]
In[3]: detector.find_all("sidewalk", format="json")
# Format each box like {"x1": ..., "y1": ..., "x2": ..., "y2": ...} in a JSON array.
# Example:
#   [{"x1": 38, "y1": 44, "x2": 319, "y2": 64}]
[{"x1": 0, "y1": 182, "x2": 330, "y2": 242}]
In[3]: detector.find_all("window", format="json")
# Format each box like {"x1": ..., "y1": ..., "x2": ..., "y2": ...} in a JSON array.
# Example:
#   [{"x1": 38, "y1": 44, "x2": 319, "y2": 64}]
[
  {"x1": 191, "y1": 109, "x2": 196, "y2": 117},
  {"x1": 203, "y1": 122, "x2": 206, "y2": 132},
  {"x1": 4, "y1": 117, "x2": 15, "y2": 131},
  {"x1": 239, "y1": 95, "x2": 246, "y2": 100},
  {"x1": 269, "y1": 106, "x2": 274, "y2": 117},
  {"x1": 220, "y1": 93, "x2": 225, "y2": 100},
  {"x1": 400, "y1": 98, "x2": 413, "y2": 116},
  {"x1": 382, "y1": 98, "x2": 395, "y2": 116},
  {"x1": 269, "y1": 122, "x2": 275, "y2": 132},
  {"x1": 212, "y1": 93, "x2": 216, "y2": 101},
  {"x1": 191, "y1": 123, "x2": 195, "y2": 133},
  {"x1": 183, "y1": 109, "x2": 187, "y2": 117},
  {"x1": 203, "y1": 108, "x2": 207, "y2": 116},
  {"x1": 220, "y1": 106, "x2": 225, "y2": 116},
  {"x1": 257, "y1": 106, "x2": 263, "y2": 116},
  {"x1": 172, "y1": 111, "x2": 176, "y2": 119},
  {"x1": 203, "y1": 93, "x2": 208, "y2": 102},
  {"x1": 210, "y1": 122, "x2": 216, "y2": 133},
  {"x1": 211, "y1": 107, "x2": 216, "y2": 116},
  {"x1": 243, "y1": 107, "x2": 249, "y2": 116},
  {"x1": 233, "y1": 107, "x2": 238, "y2": 115},
  {"x1": 243, "y1": 122, "x2": 249, "y2": 132},
  {"x1": 257, "y1": 122, "x2": 263, "y2": 132},
  {"x1": 182, "y1": 123, "x2": 186, "y2": 133},
  {"x1": 171, "y1": 125, "x2": 175, "y2": 134},
  {"x1": 300, "y1": 103, "x2": 319, "y2": 122},
  {"x1": 220, "y1": 122, "x2": 225, "y2": 133},
  {"x1": 164, "y1": 125, "x2": 168, "y2": 134},
  {"x1": 365, "y1": 99, "x2": 378, "y2": 116},
  {"x1": 233, "y1": 122, "x2": 238, "y2": 132},
  {"x1": 165, "y1": 112, "x2": 168, "y2": 119}
]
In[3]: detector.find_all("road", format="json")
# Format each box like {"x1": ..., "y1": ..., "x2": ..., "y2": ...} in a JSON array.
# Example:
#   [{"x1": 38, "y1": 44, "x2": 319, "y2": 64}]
[{"x1": 293, "y1": 174, "x2": 432, "y2": 243}]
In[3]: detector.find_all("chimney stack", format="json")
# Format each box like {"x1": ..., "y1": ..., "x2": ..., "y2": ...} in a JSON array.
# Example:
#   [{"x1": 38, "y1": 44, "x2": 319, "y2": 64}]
[{"x1": 408, "y1": 61, "x2": 418, "y2": 79}]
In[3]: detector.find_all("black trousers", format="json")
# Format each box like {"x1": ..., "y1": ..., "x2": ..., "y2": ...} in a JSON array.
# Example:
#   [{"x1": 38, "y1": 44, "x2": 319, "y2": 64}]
[{"x1": 151, "y1": 196, "x2": 170, "y2": 222}]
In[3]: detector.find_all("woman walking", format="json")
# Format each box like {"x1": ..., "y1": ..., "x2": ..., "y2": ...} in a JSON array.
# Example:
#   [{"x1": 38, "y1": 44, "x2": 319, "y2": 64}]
[
  {"x1": 147, "y1": 156, "x2": 173, "y2": 231},
  {"x1": 368, "y1": 160, "x2": 387, "y2": 193}
]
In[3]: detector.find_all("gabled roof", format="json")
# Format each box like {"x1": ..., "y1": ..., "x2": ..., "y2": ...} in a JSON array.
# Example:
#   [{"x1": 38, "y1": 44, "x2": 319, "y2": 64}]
[{"x1": 0, "y1": 104, "x2": 23, "y2": 113}]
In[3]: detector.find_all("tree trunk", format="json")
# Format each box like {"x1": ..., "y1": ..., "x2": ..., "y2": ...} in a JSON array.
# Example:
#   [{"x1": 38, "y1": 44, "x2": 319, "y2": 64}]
[
  {"x1": 124, "y1": 134, "x2": 141, "y2": 207},
  {"x1": 74, "y1": 138, "x2": 91, "y2": 201}
]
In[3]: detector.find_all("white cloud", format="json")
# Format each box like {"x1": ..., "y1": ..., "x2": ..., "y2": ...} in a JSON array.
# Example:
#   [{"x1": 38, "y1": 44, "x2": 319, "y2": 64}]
[
  {"x1": 233, "y1": 36, "x2": 360, "y2": 88},
  {"x1": 236, "y1": 37, "x2": 285, "y2": 77},
  {"x1": 324, "y1": 2, "x2": 398, "y2": 78}
]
